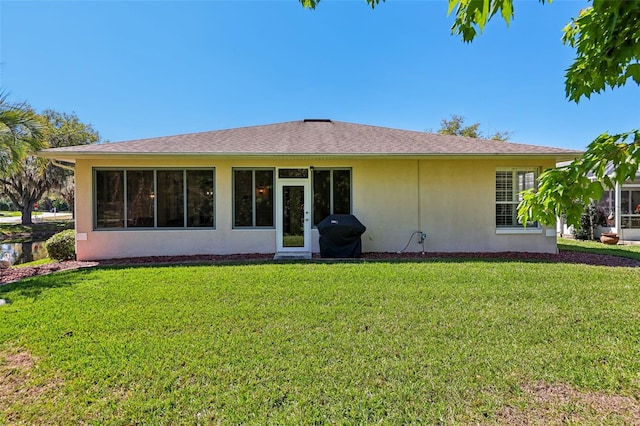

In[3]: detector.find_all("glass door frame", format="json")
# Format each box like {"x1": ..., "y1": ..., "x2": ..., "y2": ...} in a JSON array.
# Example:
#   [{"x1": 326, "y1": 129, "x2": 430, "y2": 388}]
[{"x1": 275, "y1": 172, "x2": 311, "y2": 253}]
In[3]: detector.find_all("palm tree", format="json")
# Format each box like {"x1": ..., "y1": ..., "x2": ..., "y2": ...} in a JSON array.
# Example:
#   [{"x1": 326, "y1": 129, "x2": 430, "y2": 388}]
[{"x1": 0, "y1": 92, "x2": 44, "y2": 174}]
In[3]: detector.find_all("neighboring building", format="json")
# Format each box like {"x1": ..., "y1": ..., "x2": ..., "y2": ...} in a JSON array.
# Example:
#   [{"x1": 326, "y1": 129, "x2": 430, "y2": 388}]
[
  {"x1": 39, "y1": 120, "x2": 580, "y2": 260},
  {"x1": 592, "y1": 164, "x2": 640, "y2": 241}
]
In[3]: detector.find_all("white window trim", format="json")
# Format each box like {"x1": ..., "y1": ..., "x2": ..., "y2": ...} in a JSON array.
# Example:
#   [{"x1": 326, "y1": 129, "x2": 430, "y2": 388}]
[
  {"x1": 620, "y1": 185, "x2": 640, "y2": 229},
  {"x1": 495, "y1": 167, "x2": 541, "y2": 232},
  {"x1": 495, "y1": 228, "x2": 543, "y2": 235}
]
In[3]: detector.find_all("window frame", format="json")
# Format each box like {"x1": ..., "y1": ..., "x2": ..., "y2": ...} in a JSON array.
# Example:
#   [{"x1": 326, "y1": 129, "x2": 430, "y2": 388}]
[
  {"x1": 232, "y1": 167, "x2": 275, "y2": 229},
  {"x1": 620, "y1": 184, "x2": 640, "y2": 229},
  {"x1": 311, "y1": 167, "x2": 353, "y2": 227},
  {"x1": 495, "y1": 167, "x2": 541, "y2": 233},
  {"x1": 93, "y1": 167, "x2": 216, "y2": 231}
]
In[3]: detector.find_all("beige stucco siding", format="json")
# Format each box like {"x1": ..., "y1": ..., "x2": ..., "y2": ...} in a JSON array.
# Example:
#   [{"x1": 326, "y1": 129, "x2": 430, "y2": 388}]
[
  {"x1": 418, "y1": 158, "x2": 556, "y2": 253},
  {"x1": 353, "y1": 158, "x2": 557, "y2": 254},
  {"x1": 72, "y1": 156, "x2": 557, "y2": 260}
]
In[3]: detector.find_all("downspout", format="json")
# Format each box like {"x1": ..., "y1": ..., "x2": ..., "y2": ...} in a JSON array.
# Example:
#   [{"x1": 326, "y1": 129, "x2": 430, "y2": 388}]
[{"x1": 417, "y1": 160, "x2": 421, "y2": 234}]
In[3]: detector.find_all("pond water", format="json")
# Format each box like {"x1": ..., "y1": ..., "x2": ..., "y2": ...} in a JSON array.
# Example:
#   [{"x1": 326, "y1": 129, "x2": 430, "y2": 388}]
[{"x1": 1, "y1": 241, "x2": 48, "y2": 266}]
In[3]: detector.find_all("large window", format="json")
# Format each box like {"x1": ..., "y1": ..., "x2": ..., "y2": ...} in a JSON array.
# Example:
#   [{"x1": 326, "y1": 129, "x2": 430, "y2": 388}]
[
  {"x1": 596, "y1": 188, "x2": 615, "y2": 217},
  {"x1": 312, "y1": 168, "x2": 352, "y2": 226},
  {"x1": 187, "y1": 170, "x2": 215, "y2": 227},
  {"x1": 94, "y1": 169, "x2": 215, "y2": 229},
  {"x1": 495, "y1": 169, "x2": 538, "y2": 228},
  {"x1": 621, "y1": 187, "x2": 640, "y2": 229},
  {"x1": 157, "y1": 170, "x2": 185, "y2": 227},
  {"x1": 233, "y1": 169, "x2": 274, "y2": 228},
  {"x1": 96, "y1": 170, "x2": 124, "y2": 228},
  {"x1": 126, "y1": 170, "x2": 154, "y2": 227}
]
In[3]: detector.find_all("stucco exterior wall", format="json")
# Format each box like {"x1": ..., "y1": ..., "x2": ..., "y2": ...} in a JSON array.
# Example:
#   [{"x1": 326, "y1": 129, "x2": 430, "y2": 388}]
[
  {"x1": 353, "y1": 158, "x2": 557, "y2": 254},
  {"x1": 73, "y1": 156, "x2": 558, "y2": 260}
]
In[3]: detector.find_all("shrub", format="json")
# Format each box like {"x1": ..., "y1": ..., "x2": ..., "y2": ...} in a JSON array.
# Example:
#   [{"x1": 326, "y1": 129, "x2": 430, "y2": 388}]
[
  {"x1": 0, "y1": 196, "x2": 14, "y2": 211},
  {"x1": 573, "y1": 203, "x2": 607, "y2": 240},
  {"x1": 45, "y1": 229, "x2": 76, "y2": 261}
]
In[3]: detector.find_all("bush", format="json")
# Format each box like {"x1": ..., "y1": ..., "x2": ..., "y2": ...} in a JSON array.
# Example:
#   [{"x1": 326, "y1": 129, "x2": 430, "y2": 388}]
[
  {"x1": 0, "y1": 196, "x2": 14, "y2": 211},
  {"x1": 573, "y1": 203, "x2": 607, "y2": 241},
  {"x1": 45, "y1": 229, "x2": 76, "y2": 261}
]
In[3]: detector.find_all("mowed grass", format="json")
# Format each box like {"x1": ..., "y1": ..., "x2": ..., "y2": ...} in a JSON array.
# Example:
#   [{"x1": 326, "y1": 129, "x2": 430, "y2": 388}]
[{"x1": 1, "y1": 261, "x2": 639, "y2": 424}]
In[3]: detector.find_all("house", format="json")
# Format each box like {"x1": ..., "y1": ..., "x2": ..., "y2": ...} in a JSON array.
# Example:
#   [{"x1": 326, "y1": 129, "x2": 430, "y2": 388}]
[
  {"x1": 591, "y1": 165, "x2": 640, "y2": 241},
  {"x1": 39, "y1": 119, "x2": 580, "y2": 261},
  {"x1": 554, "y1": 161, "x2": 640, "y2": 241}
]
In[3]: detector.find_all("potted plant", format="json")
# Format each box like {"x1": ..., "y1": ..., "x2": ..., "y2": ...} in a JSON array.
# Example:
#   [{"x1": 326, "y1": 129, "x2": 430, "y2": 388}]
[{"x1": 600, "y1": 232, "x2": 619, "y2": 245}]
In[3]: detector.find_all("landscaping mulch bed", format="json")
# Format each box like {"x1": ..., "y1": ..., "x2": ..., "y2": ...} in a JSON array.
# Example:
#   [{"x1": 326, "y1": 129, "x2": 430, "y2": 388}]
[{"x1": 1, "y1": 250, "x2": 639, "y2": 286}]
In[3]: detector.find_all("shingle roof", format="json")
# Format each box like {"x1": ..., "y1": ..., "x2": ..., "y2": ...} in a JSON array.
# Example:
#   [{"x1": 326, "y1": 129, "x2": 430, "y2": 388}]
[{"x1": 40, "y1": 120, "x2": 581, "y2": 159}]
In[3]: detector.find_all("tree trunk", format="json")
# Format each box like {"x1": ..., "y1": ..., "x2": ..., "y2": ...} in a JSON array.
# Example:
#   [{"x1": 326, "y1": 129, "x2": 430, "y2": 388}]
[{"x1": 21, "y1": 201, "x2": 34, "y2": 225}]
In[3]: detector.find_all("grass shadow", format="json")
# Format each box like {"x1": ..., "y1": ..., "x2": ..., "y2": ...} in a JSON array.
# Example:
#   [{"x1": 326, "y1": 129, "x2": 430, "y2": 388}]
[
  {"x1": 0, "y1": 268, "x2": 95, "y2": 300},
  {"x1": 558, "y1": 242, "x2": 640, "y2": 261}
]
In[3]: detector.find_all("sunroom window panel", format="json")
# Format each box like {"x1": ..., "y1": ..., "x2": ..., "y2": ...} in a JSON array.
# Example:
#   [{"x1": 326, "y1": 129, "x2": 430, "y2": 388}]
[
  {"x1": 313, "y1": 170, "x2": 331, "y2": 226},
  {"x1": 333, "y1": 170, "x2": 351, "y2": 215},
  {"x1": 632, "y1": 190, "x2": 640, "y2": 214},
  {"x1": 96, "y1": 170, "x2": 124, "y2": 228},
  {"x1": 254, "y1": 170, "x2": 274, "y2": 227},
  {"x1": 596, "y1": 190, "x2": 615, "y2": 215},
  {"x1": 126, "y1": 170, "x2": 155, "y2": 228},
  {"x1": 233, "y1": 170, "x2": 253, "y2": 227},
  {"x1": 621, "y1": 191, "x2": 631, "y2": 214},
  {"x1": 186, "y1": 170, "x2": 214, "y2": 228},
  {"x1": 157, "y1": 170, "x2": 185, "y2": 227}
]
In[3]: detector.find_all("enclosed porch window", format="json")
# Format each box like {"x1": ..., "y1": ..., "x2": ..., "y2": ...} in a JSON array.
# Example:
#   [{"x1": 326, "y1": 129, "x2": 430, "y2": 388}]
[{"x1": 94, "y1": 168, "x2": 215, "y2": 230}]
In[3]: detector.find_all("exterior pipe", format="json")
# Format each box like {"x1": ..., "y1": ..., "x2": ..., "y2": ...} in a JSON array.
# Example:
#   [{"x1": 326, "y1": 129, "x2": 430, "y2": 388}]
[{"x1": 417, "y1": 159, "x2": 421, "y2": 236}]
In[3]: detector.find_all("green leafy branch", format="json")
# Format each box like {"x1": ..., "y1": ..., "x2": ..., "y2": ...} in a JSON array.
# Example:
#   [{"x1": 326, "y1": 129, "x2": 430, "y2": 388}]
[{"x1": 518, "y1": 130, "x2": 640, "y2": 227}]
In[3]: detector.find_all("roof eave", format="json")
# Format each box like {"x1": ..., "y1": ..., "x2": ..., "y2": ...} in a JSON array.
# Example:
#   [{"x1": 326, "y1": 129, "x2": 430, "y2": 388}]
[{"x1": 39, "y1": 151, "x2": 582, "y2": 161}]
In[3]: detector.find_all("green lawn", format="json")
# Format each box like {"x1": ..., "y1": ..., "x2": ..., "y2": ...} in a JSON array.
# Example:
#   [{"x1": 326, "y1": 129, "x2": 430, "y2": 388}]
[
  {"x1": 1, "y1": 261, "x2": 639, "y2": 424},
  {"x1": 0, "y1": 211, "x2": 23, "y2": 217},
  {"x1": 0, "y1": 211, "x2": 46, "y2": 218},
  {"x1": 11, "y1": 258, "x2": 53, "y2": 268}
]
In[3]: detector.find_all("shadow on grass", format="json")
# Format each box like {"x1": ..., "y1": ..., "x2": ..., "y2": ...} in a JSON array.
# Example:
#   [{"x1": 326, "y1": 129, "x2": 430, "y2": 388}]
[
  {"x1": 0, "y1": 268, "x2": 94, "y2": 300},
  {"x1": 2, "y1": 246, "x2": 637, "y2": 300},
  {"x1": 558, "y1": 242, "x2": 640, "y2": 261}
]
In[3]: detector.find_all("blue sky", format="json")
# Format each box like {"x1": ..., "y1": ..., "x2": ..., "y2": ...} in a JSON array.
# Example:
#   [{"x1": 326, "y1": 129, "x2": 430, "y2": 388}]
[{"x1": 1, "y1": 0, "x2": 638, "y2": 150}]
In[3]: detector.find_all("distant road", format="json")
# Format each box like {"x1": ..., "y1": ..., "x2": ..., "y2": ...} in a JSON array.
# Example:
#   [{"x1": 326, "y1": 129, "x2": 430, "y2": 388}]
[{"x1": 0, "y1": 212, "x2": 73, "y2": 224}]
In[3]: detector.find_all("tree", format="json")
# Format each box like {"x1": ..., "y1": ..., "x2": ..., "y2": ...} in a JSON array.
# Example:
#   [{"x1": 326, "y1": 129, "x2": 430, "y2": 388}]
[
  {"x1": 0, "y1": 93, "x2": 44, "y2": 174},
  {"x1": 0, "y1": 110, "x2": 100, "y2": 224},
  {"x1": 437, "y1": 114, "x2": 511, "y2": 141},
  {"x1": 300, "y1": 0, "x2": 640, "y2": 227}
]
